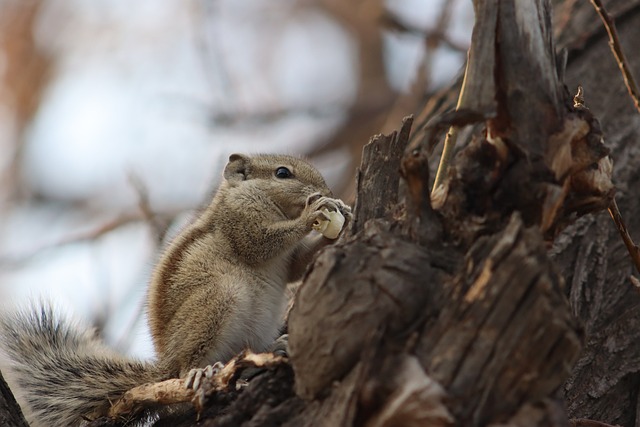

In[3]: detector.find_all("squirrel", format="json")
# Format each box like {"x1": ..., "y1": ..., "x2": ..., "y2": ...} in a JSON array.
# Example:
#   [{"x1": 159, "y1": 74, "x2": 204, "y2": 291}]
[{"x1": 0, "y1": 153, "x2": 351, "y2": 427}]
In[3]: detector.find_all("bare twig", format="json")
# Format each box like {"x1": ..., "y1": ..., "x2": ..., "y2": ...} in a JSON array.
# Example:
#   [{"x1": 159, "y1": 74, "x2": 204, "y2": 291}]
[
  {"x1": 431, "y1": 57, "x2": 469, "y2": 193},
  {"x1": 381, "y1": 3, "x2": 468, "y2": 54},
  {"x1": 430, "y1": 0, "x2": 456, "y2": 49},
  {"x1": 589, "y1": 0, "x2": 640, "y2": 114},
  {"x1": 570, "y1": 417, "x2": 623, "y2": 427},
  {"x1": 127, "y1": 173, "x2": 169, "y2": 243},
  {"x1": 608, "y1": 198, "x2": 640, "y2": 276},
  {"x1": 0, "y1": 213, "x2": 143, "y2": 268},
  {"x1": 0, "y1": 174, "x2": 184, "y2": 269},
  {"x1": 127, "y1": 174, "x2": 154, "y2": 224},
  {"x1": 428, "y1": 0, "x2": 464, "y2": 195}
]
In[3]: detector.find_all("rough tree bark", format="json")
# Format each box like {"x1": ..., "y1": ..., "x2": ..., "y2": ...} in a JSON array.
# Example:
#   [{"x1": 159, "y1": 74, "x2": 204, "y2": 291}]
[
  {"x1": 412, "y1": 0, "x2": 640, "y2": 425},
  {"x1": 551, "y1": 1, "x2": 640, "y2": 425},
  {"x1": 1, "y1": 0, "x2": 639, "y2": 426},
  {"x1": 0, "y1": 373, "x2": 28, "y2": 427},
  {"x1": 287, "y1": 0, "x2": 608, "y2": 426}
]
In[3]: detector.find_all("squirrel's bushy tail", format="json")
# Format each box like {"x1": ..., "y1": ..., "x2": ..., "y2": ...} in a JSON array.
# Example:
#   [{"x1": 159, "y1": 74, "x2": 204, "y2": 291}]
[{"x1": 0, "y1": 305, "x2": 161, "y2": 427}]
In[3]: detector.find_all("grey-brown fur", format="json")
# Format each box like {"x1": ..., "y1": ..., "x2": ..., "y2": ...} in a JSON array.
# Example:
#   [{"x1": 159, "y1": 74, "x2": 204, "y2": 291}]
[
  {"x1": 0, "y1": 305, "x2": 162, "y2": 427},
  {"x1": 0, "y1": 153, "x2": 350, "y2": 426},
  {"x1": 149, "y1": 153, "x2": 350, "y2": 376}
]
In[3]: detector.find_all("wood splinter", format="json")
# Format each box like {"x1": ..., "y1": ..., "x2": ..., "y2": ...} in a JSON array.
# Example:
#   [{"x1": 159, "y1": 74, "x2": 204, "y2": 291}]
[{"x1": 108, "y1": 351, "x2": 287, "y2": 421}]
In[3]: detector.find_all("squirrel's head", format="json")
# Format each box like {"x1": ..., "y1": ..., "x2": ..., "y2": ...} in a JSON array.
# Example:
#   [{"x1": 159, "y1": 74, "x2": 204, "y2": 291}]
[{"x1": 222, "y1": 153, "x2": 332, "y2": 219}]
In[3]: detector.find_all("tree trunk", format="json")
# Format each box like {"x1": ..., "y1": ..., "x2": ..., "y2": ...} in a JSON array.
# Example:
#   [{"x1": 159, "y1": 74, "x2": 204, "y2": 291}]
[
  {"x1": 551, "y1": 1, "x2": 640, "y2": 425},
  {"x1": 411, "y1": 0, "x2": 640, "y2": 425},
  {"x1": 0, "y1": 372, "x2": 28, "y2": 427}
]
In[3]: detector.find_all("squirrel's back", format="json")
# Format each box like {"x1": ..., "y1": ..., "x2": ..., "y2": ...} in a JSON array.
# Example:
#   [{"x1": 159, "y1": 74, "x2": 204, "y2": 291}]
[{"x1": 0, "y1": 304, "x2": 161, "y2": 427}]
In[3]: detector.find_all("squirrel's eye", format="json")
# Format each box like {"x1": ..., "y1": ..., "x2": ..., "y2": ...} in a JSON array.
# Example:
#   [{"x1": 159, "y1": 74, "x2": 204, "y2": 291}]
[{"x1": 275, "y1": 167, "x2": 292, "y2": 179}]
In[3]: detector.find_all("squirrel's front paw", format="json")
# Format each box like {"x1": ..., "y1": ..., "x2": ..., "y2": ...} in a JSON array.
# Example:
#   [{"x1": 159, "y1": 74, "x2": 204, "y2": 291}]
[
  {"x1": 312, "y1": 209, "x2": 345, "y2": 239},
  {"x1": 336, "y1": 199, "x2": 351, "y2": 215},
  {"x1": 269, "y1": 333, "x2": 288, "y2": 357},
  {"x1": 335, "y1": 199, "x2": 352, "y2": 226},
  {"x1": 184, "y1": 362, "x2": 224, "y2": 391},
  {"x1": 303, "y1": 194, "x2": 333, "y2": 226},
  {"x1": 302, "y1": 193, "x2": 352, "y2": 239}
]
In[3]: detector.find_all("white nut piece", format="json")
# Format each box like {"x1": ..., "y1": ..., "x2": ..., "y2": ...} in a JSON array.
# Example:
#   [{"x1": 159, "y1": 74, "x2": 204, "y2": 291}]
[{"x1": 313, "y1": 208, "x2": 345, "y2": 239}]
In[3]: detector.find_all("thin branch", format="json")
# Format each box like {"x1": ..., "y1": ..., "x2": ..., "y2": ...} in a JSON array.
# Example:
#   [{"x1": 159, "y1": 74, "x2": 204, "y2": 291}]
[
  {"x1": 127, "y1": 172, "x2": 169, "y2": 244},
  {"x1": 0, "y1": 214, "x2": 144, "y2": 268},
  {"x1": 431, "y1": 57, "x2": 469, "y2": 192},
  {"x1": 381, "y1": 9, "x2": 468, "y2": 54},
  {"x1": 590, "y1": 0, "x2": 640, "y2": 114},
  {"x1": 570, "y1": 417, "x2": 623, "y2": 427},
  {"x1": 608, "y1": 198, "x2": 640, "y2": 276}
]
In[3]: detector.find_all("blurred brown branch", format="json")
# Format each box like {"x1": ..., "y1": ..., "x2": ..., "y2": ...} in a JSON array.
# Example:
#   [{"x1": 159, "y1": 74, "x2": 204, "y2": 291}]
[{"x1": 589, "y1": 0, "x2": 640, "y2": 114}]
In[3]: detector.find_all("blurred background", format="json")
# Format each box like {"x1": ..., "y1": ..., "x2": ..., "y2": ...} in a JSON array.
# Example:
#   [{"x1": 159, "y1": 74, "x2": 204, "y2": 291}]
[{"x1": 0, "y1": 0, "x2": 473, "y2": 358}]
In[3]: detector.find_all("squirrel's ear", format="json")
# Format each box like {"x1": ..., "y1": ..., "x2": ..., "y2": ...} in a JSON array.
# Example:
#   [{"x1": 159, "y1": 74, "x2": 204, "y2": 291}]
[{"x1": 223, "y1": 153, "x2": 249, "y2": 183}]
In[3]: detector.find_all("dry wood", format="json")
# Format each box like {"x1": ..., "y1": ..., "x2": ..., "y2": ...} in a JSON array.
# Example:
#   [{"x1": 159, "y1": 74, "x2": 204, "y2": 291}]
[
  {"x1": 350, "y1": 116, "x2": 413, "y2": 235},
  {"x1": 108, "y1": 378, "x2": 191, "y2": 421},
  {"x1": 415, "y1": 1, "x2": 640, "y2": 425},
  {"x1": 289, "y1": 220, "x2": 454, "y2": 400},
  {"x1": 361, "y1": 355, "x2": 453, "y2": 427},
  {"x1": 104, "y1": 352, "x2": 286, "y2": 424},
  {"x1": 415, "y1": 214, "x2": 581, "y2": 425},
  {"x1": 0, "y1": 372, "x2": 28, "y2": 427}
]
